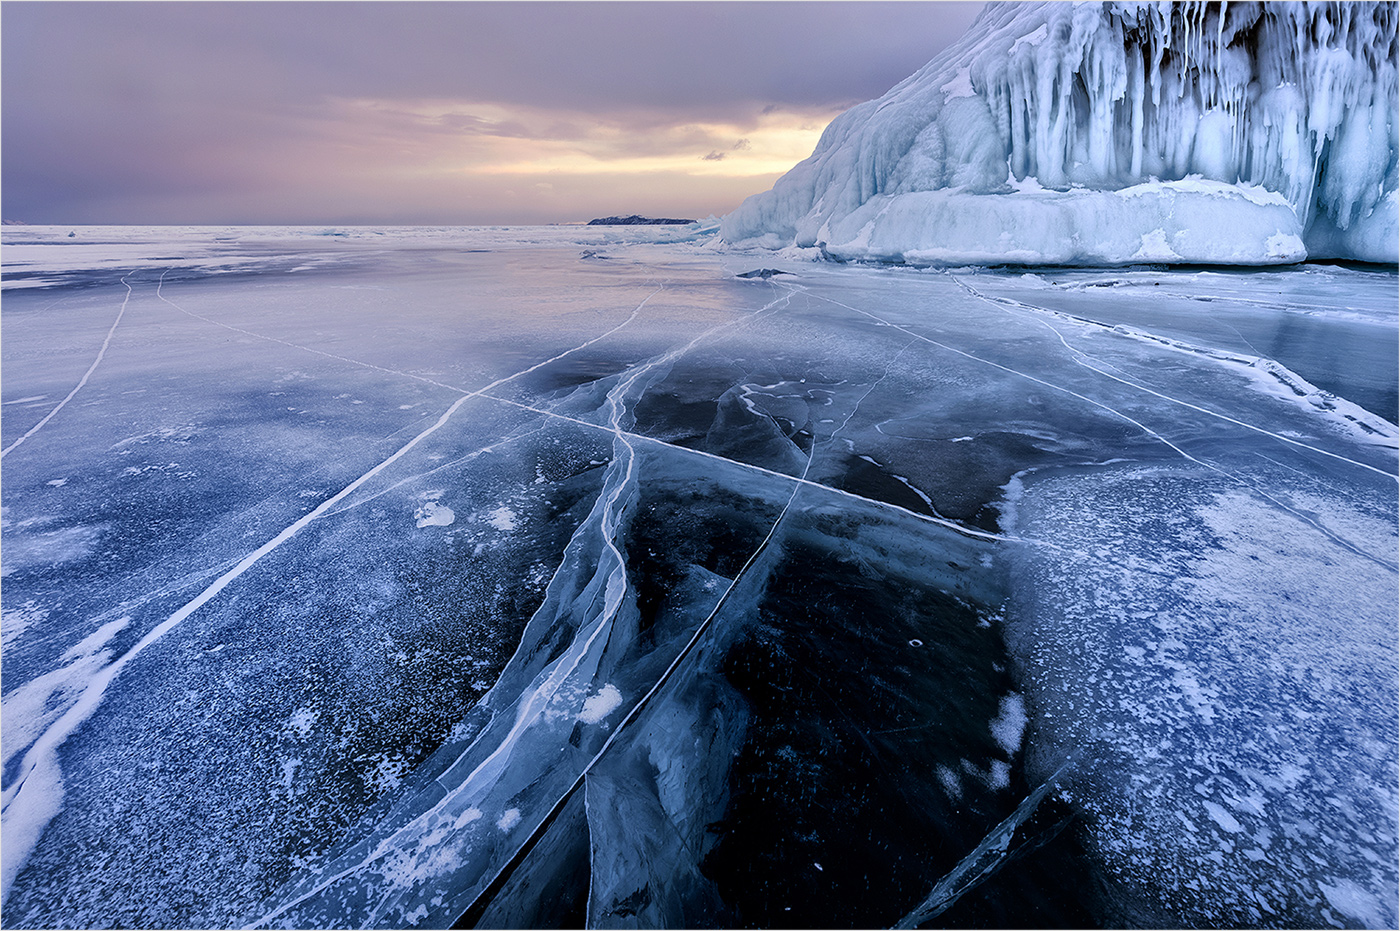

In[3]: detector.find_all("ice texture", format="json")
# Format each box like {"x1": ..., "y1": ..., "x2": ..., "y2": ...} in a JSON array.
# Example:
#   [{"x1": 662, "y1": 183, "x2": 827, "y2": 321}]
[
  {"x1": 722, "y1": 2, "x2": 1399, "y2": 265},
  {"x1": 0, "y1": 225, "x2": 1394, "y2": 929}
]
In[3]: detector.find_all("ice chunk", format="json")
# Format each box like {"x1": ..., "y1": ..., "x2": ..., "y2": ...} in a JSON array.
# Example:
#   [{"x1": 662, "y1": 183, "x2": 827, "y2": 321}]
[
  {"x1": 723, "y1": 2, "x2": 1399, "y2": 265},
  {"x1": 810, "y1": 180, "x2": 1308, "y2": 266},
  {"x1": 414, "y1": 501, "x2": 455, "y2": 528}
]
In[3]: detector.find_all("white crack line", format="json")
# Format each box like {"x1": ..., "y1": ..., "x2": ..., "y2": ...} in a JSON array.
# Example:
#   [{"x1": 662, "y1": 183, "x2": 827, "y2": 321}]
[
  {"x1": 2, "y1": 275, "x2": 133, "y2": 459},
  {"x1": 0, "y1": 277, "x2": 665, "y2": 907}
]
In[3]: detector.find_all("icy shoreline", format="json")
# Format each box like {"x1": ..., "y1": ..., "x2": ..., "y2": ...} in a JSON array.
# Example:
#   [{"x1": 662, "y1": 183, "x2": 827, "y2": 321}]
[{"x1": 724, "y1": 1, "x2": 1399, "y2": 266}]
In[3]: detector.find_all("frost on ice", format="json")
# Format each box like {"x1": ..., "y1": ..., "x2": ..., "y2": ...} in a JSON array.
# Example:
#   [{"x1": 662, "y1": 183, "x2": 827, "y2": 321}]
[
  {"x1": 722, "y1": 1, "x2": 1399, "y2": 265},
  {"x1": 1, "y1": 222, "x2": 1393, "y2": 930}
]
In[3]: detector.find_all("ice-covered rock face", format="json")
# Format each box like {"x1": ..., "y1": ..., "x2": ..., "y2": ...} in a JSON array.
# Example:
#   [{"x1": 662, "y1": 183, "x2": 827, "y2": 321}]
[{"x1": 722, "y1": 1, "x2": 1399, "y2": 266}]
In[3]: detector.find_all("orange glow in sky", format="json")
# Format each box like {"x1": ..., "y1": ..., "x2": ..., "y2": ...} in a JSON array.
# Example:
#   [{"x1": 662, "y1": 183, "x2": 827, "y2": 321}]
[{"x1": 1, "y1": 2, "x2": 985, "y2": 224}]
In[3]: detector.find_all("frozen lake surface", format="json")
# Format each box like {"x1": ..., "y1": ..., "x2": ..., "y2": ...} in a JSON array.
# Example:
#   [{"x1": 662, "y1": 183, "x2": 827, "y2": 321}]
[{"x1": 2, "y1": 225, "x2": 1396, "y2": 929}]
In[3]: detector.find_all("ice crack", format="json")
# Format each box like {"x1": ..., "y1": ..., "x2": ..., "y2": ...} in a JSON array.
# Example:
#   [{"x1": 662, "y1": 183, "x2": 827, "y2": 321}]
[{"x1": 2, "y1": 274, "x2": 132, "y2": 460}]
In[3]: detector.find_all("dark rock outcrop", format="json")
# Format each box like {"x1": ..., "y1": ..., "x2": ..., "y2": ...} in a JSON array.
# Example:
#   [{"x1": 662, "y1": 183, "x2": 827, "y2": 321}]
[{"x1": 587, "y1": 215, "x2": 694, "y2": 226}]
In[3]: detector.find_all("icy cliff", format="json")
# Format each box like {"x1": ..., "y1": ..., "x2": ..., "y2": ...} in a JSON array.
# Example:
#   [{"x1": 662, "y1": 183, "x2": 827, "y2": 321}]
[{"x1": 722, "y1": 2, "x2": 1399, "y2": 265}]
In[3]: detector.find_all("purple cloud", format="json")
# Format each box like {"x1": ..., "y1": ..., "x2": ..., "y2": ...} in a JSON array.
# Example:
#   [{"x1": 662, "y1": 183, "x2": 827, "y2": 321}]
[{"x1": 2, "y1": 2, "x2": 985, "y2": 223}]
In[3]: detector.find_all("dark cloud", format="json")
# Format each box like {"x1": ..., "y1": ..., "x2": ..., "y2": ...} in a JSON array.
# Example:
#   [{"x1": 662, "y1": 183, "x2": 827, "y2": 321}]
[
  {"x1": 733, "y1": 139, "x2": 752, "y2": 151},
  {"x1": 4, "y1": 2, "x2": 983, "y2": 110},
  {"x1": 701, "y1": 151, "x2": 727, "y2": 161},
  {"x1": 2, "y1": 1, "x2": 985, "y2": 223}
]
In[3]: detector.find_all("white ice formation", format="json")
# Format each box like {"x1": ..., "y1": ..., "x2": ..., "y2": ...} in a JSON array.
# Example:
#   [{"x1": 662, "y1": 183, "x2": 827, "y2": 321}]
[{"x1": 722, "y1": 2, "x2": 1399, "y2": 265}]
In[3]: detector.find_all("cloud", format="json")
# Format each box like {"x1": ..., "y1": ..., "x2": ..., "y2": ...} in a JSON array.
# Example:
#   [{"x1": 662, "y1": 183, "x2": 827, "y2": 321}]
[
  {"x1": 308, "y1": 96, "x2": 839, "y2": 179},
  {"x1": 0, "y1": 1, "x2": 987, "y2": 223}
]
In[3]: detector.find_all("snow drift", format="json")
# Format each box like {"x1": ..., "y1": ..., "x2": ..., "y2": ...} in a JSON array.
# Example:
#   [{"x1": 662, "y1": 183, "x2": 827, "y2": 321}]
[{"x1": 722, "y1": 1, "x2": 1399, "y2": 266}]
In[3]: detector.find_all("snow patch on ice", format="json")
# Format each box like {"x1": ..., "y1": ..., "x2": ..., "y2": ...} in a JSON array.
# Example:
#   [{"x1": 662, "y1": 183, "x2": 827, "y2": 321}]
[
  {"x1": 287, "y1": 706, "x2": 319, "y2": 739},
  {"x1": 2, "y1": 617, "x2": 131, "y2": 760},
  {"x1": 989, "y1": 692, "x2": 1027, "y2": 755},
  {"x1": 1319, "y1": 877, "x2": 1389, "y2": 929},
  {"x1": 940, "y1": 66, "x2": 975, "y2": 101},
  {"x1": 578, "y1": 683, "x2": 623, "y2": 724},
  {"x1": 59, "y1": 619, "x2": 130, "y2": 663},
  {"x1": 485, "y1": 506, "x2": 517, "y2": 532},
  {"x1": 1204, "y1": 800, "x2": 1244, "y2": 833},
  {"x1": 1, "y1": 520, "x2": 106, "y2": 577},
  {"x1": 496, "y1": 808, "x2": 521, "y2": 832},
  {"x1": 1131, "y1": 229, "x2": 1180, "y2": 262},
  {"x1": 0, "y1": 614, "x2": 132, "y2": 899},
  {"x1": 0, "y1": 752, "x2": 64, "y2": 904},
  {"x1": 1, "y1": 600, "x2": 46, "y2": 646},
  {"x1": 1009, "y1": 22, "x2": 1048, "y2": 53},
  {"x1": 414, "y1": 501, "x2": 455, "y2": 528}
]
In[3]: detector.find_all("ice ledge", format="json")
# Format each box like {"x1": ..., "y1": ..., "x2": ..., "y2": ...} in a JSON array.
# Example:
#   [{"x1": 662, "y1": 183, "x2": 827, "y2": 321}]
[
  {"x1": 720, "y1": 1, "x2": 1399, "y2": 267},
  {"x1": 777, "y1": 180, "x2": 1318, "y2": 268}
]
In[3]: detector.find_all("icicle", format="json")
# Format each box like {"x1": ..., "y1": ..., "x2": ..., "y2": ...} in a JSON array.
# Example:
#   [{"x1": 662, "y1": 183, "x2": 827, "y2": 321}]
[
  {"x1": 721, "y1": 0, "x2": 1398, "y2": 264},
  {"x1": 1217, "y1": 0, "x2": 1228, "y2": 104}
]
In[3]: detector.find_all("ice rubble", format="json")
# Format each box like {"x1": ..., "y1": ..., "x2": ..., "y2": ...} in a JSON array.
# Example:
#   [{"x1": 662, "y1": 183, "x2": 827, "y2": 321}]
[{"x1": 722, "y1": 1, "x2": 1399, "y2": 265}]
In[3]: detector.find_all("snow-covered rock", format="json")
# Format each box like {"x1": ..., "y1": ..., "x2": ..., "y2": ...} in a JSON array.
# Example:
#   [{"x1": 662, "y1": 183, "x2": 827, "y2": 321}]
[{"x1": 722, "y1": 2, "x2": 1399, "y2": 266}]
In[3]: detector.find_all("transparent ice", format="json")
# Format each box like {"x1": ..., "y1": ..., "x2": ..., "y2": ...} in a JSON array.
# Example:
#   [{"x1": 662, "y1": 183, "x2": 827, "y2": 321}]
[{"x1": 1, "y1": 224, "x2": 1395, "y2": 929}]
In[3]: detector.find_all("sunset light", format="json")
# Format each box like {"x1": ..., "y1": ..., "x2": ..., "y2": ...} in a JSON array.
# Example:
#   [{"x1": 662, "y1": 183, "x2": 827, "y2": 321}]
[{"x1": 5, "y1": 4, "x2": 1392, "y2": 929}]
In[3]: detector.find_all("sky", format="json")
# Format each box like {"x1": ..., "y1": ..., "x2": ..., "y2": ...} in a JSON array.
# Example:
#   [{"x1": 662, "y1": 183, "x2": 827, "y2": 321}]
[{"x1": 2, "y1": 2, "x2": 985, "y2": 225}]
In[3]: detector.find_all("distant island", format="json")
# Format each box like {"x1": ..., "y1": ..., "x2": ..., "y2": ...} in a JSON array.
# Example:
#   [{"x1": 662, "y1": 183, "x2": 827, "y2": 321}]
[{"x1": 586, "y1": 215, "x2": 693, "y2": 226}]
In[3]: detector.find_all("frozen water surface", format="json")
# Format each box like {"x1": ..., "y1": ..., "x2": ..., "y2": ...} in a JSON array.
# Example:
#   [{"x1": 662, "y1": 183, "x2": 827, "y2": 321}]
[{"x1": 1, "y1": 225, "x2": 1395, "y2": 929}]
